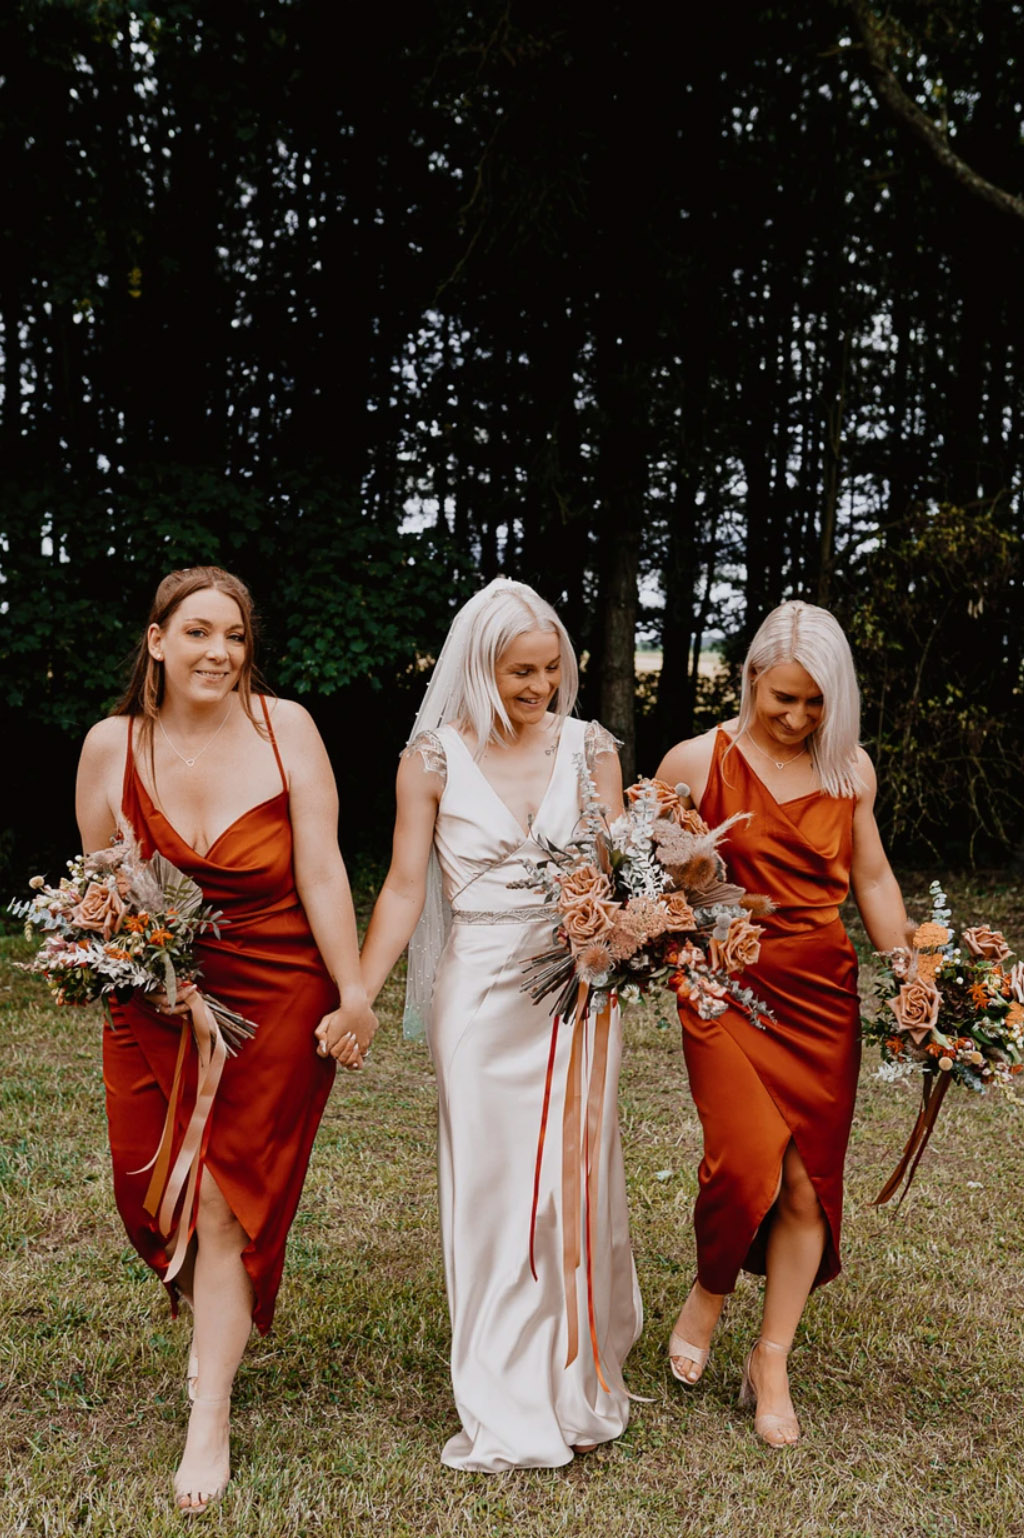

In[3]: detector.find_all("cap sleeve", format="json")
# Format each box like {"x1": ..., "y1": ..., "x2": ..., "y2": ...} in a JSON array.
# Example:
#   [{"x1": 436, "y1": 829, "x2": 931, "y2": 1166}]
[
  {"x1": 402, "y1": 729, "x2": 448, "y2": 787},
  {"x1": 584, "y1": 720, "x2": 622, "y2": 771}
]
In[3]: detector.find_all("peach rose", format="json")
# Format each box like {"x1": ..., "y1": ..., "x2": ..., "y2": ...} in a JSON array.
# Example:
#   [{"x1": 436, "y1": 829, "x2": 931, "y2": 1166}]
[
  {"x1": 562, "y1": 896, "x2": 619, "y2": 952},
  {"x1": 886, "y1": 978, "x2": 942, "y2": 1045},
  {"x1": 557, "y1": 863, "x2": 613, "y2": 910},
  {"x1": 709, "y1": 916, "x2": 763, "y2": 974},
  {"x1": 71, "y1": 881, "x2": 126, "y2": 941},
  {"x1": 660, "y1": 893, "x2": 698, "y2": 933},
  {"x1": 961, "y1": 926, "x2": 1010, "y2": 962}
]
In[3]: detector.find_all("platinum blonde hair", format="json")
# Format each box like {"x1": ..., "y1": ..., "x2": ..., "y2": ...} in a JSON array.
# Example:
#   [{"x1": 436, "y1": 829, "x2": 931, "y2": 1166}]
[
  {"x1": 402, "y1": 576, "x2": 578, "y2": 1040},
  {"x1": 736, "y1": 601, "x2": 862, "y2": 799},
  {"x1": 449, "y1": 583, "x2": 578, "y2": 753}
]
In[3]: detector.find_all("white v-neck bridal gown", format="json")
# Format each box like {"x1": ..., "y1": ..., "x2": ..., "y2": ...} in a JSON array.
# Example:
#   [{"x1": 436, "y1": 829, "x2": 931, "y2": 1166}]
[{"x1": 408, "y1": 715, "x2": 642, "y2": 1472}]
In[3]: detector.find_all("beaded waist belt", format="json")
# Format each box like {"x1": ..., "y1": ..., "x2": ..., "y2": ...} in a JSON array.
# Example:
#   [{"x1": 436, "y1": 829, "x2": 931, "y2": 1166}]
[{"x1": 451, "y1": 905, "x2": 553, "y2": 925}]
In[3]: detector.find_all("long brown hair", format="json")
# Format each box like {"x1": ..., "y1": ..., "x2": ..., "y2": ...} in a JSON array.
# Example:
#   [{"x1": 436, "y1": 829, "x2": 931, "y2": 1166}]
[{"x1": 115, "y1": 567, "x2": 270, "y2": 737}]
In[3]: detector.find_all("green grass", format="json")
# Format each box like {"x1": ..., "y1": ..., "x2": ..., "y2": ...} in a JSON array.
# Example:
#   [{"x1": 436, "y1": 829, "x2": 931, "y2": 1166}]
[{"x1": 2, "y1": 876, "x2": 1024, "y2": 1537}]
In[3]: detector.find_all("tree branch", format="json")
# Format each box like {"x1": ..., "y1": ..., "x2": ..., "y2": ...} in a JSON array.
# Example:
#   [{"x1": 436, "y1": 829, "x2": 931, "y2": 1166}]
[{"x1": 847, "y1": 0, "x2": 1024, "y2": 224}]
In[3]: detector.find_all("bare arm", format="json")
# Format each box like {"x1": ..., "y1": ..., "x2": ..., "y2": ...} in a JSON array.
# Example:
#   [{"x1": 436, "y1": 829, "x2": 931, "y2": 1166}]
[
  {"x1": 591, "y1": 735, "x2": 625, "y2": 821},
  {"x1": 276, "y1": 701, "x2": 377, "y2": 1065},
  {"x1": 75, "y1": 717, "x2": 128, "y2": 852},
  {"x1": 849, "y1": 750, "x2": 909, "y2": 953},
  {"x1": 360, "y1": 748, "x2": 443, "y2": 1006},
  {"x1": 654, "y1": 727, "x2": 719, "y2": 811}
]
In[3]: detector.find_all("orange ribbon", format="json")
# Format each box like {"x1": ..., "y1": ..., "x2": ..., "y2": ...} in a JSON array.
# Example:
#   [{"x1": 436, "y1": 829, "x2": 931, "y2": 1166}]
[
  {"x1": 872, "y1": 1070, "x2": 951, "y2": 1208},
  {"x1": 132, "y1": 992, "x2": 228, "y2": 1280},
  {"x1": 530, "y1": 982, "x2": 613, "y2": 1391}
]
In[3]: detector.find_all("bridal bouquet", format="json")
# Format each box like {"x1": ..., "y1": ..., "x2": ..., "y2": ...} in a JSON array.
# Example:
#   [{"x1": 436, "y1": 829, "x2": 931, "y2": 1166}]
[
  {"x1": 515, "y1": 765, "x2": 774, "y2": 1025},
  {"x1": 10, "y1": 824, "x2": 256, "y2": 1052},
  {"x1": 864, "y1": 880, "x2": 1024, "y2": 1205}
]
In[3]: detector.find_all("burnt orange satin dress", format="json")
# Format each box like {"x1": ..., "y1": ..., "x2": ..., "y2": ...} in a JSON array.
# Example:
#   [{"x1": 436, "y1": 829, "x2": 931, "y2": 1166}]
[
  {"x1": 104, "y1": 701, "x2": 336, "y2": 1333},
  {"x1": 681, "y1": 728, "x2": 860, "y2": 1293}
]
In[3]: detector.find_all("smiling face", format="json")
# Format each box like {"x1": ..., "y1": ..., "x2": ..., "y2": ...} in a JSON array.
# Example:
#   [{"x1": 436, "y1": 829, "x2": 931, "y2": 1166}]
[
  {"x1": 148, "y1": 586, "x2": 249, "y2": 706},
  {"x1": 750, "y1": 660, "x2": 824, "y2": 749},
  {"x1": 494, "y1": 628, "x2": 563, "y2": 731}
]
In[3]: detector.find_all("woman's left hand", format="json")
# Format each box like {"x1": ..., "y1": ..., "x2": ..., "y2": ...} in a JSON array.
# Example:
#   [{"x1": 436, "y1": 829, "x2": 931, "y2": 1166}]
[{"x1": 315, "y1": 994, "x2": 378, "y2": 1070}]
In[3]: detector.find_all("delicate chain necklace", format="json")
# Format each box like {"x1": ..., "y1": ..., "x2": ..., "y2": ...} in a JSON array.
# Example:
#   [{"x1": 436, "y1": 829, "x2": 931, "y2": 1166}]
[
  {"x1": 157, "y1": 705, "x2": 234, "y2": 768},
  {"x1": 743, "y1": 729, "x2": 808, "y2": 771}
]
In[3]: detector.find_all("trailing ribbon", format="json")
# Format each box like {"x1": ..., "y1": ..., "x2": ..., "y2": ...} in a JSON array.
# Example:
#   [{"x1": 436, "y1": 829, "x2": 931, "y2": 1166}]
[
  {"x1": 530, "y1": 981, "x2": 613, "y2": 1391},
  {"x1": 131, "y1": 991, "x2": 229, "y2": 1280},
  {"x1": 872, "y1": 1070, "x2": 951, "y2": 1209}
]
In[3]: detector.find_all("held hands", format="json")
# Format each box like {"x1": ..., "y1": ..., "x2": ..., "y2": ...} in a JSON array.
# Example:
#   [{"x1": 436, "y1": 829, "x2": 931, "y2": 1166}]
[{"x1": 315, "y1": 991, "x2": 378, "y2": 1071}]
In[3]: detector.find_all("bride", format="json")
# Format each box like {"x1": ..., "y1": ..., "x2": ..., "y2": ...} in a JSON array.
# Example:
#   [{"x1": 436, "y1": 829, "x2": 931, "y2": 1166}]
[{"x1": 360, "y1": 578, "x2": 642, "y2": 1471}]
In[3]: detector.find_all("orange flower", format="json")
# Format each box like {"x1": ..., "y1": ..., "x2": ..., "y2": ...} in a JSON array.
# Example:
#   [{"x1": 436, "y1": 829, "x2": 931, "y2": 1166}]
[
  {"x1": 1007, "y1": 1002, "x2": 1024, "y2": 1028},
  {"x1": 969, "y1": 981, "x2": 995, "y2": 1008},
  {"x1": 147, "y1": 927, "x2": 174, "y2": 947},
  {"x1": 913, "y1": 921, "x2": 951, "y2": 949},
  {"x1": 916, "y1": 952, "x2": 941, "y2": 984},
  {"x1": 125, "y1": 914, "x2": 149, "y2": 933},
  {"x1": 627, "y1": 778, "x2": 709, "y2": 833}
]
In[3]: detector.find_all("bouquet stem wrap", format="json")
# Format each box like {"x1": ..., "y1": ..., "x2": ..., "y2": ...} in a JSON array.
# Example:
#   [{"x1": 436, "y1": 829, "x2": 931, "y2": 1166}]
[
  {"x1": 135, "y1": 992, "x2": 230, "y2": 1279},
  {"x1": 872, "y1": 1070, "x2": 951, "y2": 1209},
  {"x1": 530, "y1": 981, "x2": 613, "y2": 1391}
]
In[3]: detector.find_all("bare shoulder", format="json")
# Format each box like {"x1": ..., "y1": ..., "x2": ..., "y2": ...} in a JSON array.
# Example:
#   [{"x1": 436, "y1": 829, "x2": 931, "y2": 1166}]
[
  {"x1": 853, "y1": 745, "x2": 878, "y2": 803},
  {"x1": 263, "y1": 695, "x2": 321, "y2": 746},
  {"x1": 655, "y1": 726, "x2": 719, "y2": 797},
  {"x1": 79, "y1": 714, "x2": 130, "y2": 767}
]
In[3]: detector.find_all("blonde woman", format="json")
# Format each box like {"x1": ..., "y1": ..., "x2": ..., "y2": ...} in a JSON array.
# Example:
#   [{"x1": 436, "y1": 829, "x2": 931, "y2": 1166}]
[
  {"x1": 360, "y1": 577, "x2": 642, "y2": 1471},
  {"x1": 657, "y1": 601, "x2": 907, "y2": 1445}
]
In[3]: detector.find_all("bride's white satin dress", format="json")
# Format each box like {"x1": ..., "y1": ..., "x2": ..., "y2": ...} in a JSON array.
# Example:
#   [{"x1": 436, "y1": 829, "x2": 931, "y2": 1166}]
[{"x1": 414, "y1": 716, "x2": 642, "y2": 1472}]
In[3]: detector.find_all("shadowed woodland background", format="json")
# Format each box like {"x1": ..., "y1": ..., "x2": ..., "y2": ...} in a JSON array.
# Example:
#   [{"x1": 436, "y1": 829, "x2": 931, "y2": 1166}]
[{"x1": 1, "y1": 0, "x2": 1022, "y2": 886}]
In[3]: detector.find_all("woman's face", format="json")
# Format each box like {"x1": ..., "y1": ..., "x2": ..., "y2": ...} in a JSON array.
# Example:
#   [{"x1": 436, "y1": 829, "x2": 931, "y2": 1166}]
[
  {"x1": 751, "y1": 661, "x2": 823, "y2": 747},
  {"x1": 494, "y1": 628, "x2": 562, "y2": 730},
  {"x1": 148, "y1": 586, "x2": 248, "y2": 705}
]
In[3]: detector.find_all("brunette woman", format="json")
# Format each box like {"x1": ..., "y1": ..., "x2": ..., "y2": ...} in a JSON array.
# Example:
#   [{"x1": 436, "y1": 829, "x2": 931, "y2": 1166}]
[{"x1": 76, "y1": 567, "x2": 376, "y2": 1511}]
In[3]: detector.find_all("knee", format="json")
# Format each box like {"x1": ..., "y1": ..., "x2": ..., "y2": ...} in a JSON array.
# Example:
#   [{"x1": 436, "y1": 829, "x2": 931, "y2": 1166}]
[
  {"x1": 195, "y1": 1175, "x2": 246, "y2": 1249},
  {"x1": 777, "y1": 1166, "x2": 823, "y2": 1227}
]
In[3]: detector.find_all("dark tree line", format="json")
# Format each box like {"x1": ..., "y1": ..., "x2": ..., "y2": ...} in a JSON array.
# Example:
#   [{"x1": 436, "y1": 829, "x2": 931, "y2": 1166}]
[{"x1": 1, "y1": 0, "x2": 1022, "y2": 886}]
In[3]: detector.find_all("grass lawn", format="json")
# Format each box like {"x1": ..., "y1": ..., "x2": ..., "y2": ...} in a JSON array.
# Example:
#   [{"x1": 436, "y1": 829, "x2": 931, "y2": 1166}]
[{"x1": 2, "y1": 874, "x2": 1023, "y2": 1538}]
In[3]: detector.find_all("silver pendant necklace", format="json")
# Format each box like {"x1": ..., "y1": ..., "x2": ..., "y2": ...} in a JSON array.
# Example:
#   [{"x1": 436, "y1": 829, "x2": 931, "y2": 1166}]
[
  {"x1": 743, "y1": 729, "x2": 807, "y2": 771},
  {"x1": 157, "y1": 705, "x2": 233, "y2": 768}
]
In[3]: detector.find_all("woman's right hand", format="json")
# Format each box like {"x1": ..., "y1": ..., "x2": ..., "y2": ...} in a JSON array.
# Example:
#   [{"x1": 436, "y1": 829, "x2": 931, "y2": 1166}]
[{"x1": 147, "y1": 982, "x2": 198, "y2": 1018}]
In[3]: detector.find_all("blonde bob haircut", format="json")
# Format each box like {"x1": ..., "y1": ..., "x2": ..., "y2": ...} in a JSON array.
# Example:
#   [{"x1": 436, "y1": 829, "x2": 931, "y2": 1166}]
[
  {"x1": 420, "y1": 578, "x2": 578, "y2": 755},
  {"x1": 735, "y1": 600, "x2": 862, "y2": 799}
]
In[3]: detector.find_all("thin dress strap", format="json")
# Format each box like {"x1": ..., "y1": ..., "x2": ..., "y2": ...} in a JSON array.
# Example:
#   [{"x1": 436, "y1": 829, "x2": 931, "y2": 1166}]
[
  {"x1": 121, "y1": 715, "x2": 136, "y2": 809},
  {"x1": 260, "y1": 695, "x2": 288, "y2": 792}
]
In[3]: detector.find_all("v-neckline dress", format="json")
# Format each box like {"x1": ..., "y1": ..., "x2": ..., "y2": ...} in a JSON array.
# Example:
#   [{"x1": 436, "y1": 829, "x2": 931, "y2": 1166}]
[
  {"x1": 418, "y1": 715, "x2": 642, "y2": 1471},
  {"x1": 103, "y1": 700, "x2": 337, "y2": 1333}
]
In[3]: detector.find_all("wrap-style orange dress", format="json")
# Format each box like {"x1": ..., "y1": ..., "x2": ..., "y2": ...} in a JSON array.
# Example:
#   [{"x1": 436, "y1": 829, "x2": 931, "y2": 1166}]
[
  {"x1": 681, "y1": 727, "x2": 861, "y2": 1293},
  {"x1": 104, "y1": 701, "x2": 336, "y2": 1333}
]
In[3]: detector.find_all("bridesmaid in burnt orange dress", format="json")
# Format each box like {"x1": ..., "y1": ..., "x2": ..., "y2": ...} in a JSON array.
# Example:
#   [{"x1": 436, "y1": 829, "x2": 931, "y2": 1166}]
[
  {"x1": 76, "y1": 567, "x2": 377, "y2": 1512},
  {"x1": 656, "y1": 601, "x2": 907, "y2": 1446}
]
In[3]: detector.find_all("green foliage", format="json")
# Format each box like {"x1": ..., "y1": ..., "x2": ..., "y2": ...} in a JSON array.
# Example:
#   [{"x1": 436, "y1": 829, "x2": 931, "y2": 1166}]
[{"x1": 843, "y1": 505, "x2": 1023, "y2": 862}]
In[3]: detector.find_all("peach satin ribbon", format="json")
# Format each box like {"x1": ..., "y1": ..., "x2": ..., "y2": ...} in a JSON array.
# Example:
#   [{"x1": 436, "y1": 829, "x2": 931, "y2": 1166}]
[
  {"x1": 530, "y1": 982, "x2": 613, "y2": 1391},
  {"x1": 132, "y1": 992, "x2": 229, "y2": 1280}
]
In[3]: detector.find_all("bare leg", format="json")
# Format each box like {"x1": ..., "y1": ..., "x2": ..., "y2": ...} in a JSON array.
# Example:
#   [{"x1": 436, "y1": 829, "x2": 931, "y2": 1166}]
[
  {"x1": 173, "y1": 1174, "x2": 254, "y2": 1512},
  {"x1": 669, "y1": 1280, "x2": 726, "y2": 1384},
  {"x1": 747, "y1": 1140, "x2": 826, "y2": 1444}
]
